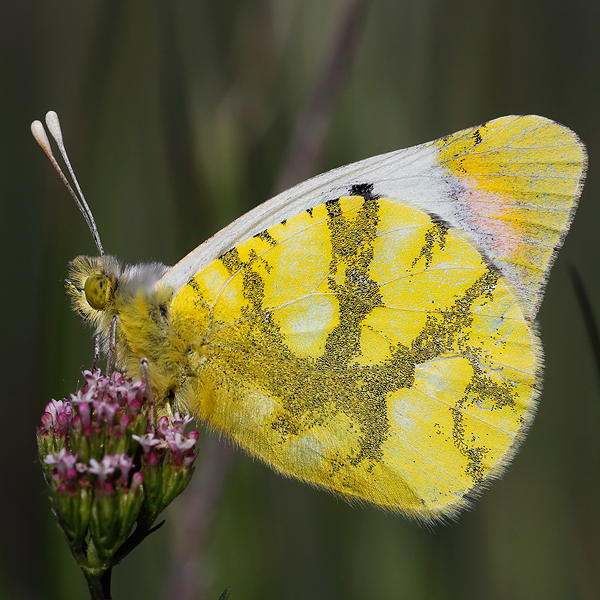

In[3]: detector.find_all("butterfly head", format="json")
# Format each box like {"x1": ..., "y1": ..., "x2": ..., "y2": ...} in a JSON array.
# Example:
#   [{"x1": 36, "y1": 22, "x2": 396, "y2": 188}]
[{"x1": 66, "y1": 255, "x2": 121, "y2": 324}]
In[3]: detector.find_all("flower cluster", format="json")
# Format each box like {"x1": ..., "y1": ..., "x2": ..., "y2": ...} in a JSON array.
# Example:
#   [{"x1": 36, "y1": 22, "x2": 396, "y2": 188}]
[{"x1": 37, "y1": 369, "x2": 199, "y2": 579}]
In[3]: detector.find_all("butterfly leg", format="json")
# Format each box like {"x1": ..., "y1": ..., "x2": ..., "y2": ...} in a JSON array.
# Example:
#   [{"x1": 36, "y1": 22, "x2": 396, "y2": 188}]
[
  {"x1": 91, "y1": 334, "x2": 101, "y2": 371},
  {"x1": 105, "y1": 314, "x2": 118, "y2": 375},
  {"x1": 140, "y1": 357, "x2": 156, "y2": 429}
]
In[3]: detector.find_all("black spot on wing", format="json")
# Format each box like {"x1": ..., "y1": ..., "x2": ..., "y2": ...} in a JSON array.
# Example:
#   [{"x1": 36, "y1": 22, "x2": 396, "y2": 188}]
[
  {"x1": 220, "y1": 247, "x2": 243, "y2": 274},
  {"x1": 254, "y1": 229, "x2": 277, "y2": 246},
  {"x1": 186, "y1": 277, "x2": 201, "y2": 293},
  {"x1": 325, "y1": 197, "x2": 342, "y2": 217},
  {"x1": 430, "y1": 214, "x2": 451, "y2": 228},
  {"x1": 348, "y1": 183, "x2": 379, "y2": 200},
  {"x1": 411, "y1": 221, "x2": 449, "y2": 269}
]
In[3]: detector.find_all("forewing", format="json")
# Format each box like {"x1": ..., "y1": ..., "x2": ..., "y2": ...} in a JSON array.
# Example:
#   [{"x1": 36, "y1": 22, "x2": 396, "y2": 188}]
[{"x1": 161, "y1": 115, "x2": 586, "y2": 318}]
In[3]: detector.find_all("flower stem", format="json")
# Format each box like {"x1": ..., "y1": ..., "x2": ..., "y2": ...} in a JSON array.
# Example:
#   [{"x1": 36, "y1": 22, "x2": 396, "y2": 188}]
[
  {"x1": 100, "y1": 568, "x2": 113, "y2": 599},
  {"x1": 86, "y1": 568, "x2": 112, "y2": 600}
]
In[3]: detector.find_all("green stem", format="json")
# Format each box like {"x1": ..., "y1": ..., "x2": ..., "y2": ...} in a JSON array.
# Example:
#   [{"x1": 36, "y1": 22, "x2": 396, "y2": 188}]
[
  {"x1": 85, "y1": 572, "x2": 104, "y2": 600},
  {"x1": 79, "y1": 516, "x2": 164, "y2": 598},
  {"x1": 110, "y1": 519, "x2": 165, "y2": 567},
  {"x1": 85, "y1": 566, "x2": 112, "y2": 600},
  {"x1": 100, "y1": 568, "x2": 113, "y2": 599}
]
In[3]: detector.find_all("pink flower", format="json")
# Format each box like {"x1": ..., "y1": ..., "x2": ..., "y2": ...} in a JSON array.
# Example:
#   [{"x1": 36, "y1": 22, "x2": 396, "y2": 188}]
[
  {"x1": 83, "y1": 369, "x2": 102, "y2": 389},
  {"x1": 45, "y1": 448, "x2": 78, "y2": 477},
  {"x1": 181, "y1": 449, "x2": 196, "y2": 469},
  {"x1": 132, "y1": 433, "x2": 160, "y2": 454},
  {"x1": 40, "y1": 399, "x2": 73, "y2": 435},
  {"x1": 157, "y1": 416, "x2": 170, "y2": 437},
  {"x1": 109, "y1": 371, "x2": 125, "y2": 386},
  {"x1": 119, "y1": 380, "x2": 145, "y2": 408},
  {"x1": 75, "y1": 401, "x2": 92, "y2": 430},
  {"x1": 166, "y1": 432, "x2": 198, "y2": 464},
  {"x1": 157, "y1": 412, "x2": 194, "y2": 438},
  {"x1": 70, "y1": 387, "x2": 95, "y2": 405},
  {"x1": 118, "y1": 413, "x2": 131, "y2": 435},
  {"x1": 45, "y1": 399, "x2": 73, "y2": 422},
  {"x1": 115, "y1": 453, "x2": 134, "y2": 486},
  {"x1": 94, "y1": 400, "x2": 119, "y2": 427},
  {"x1": 130, "y1": 471, "x2": 143, "y2": 492},
  {"x1": 88, "y1": 455, "x2": 118, "y2": 486},
  {"x1": 167, "y1": 433, "x2": 196, "y2": 453},
  {"x1": 170, "y1": 412, "x2": 193, "y2": 434}
]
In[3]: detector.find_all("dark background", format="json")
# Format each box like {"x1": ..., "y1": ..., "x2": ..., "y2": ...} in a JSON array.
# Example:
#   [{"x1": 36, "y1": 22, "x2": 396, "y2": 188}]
[{"x1": 2, "y1": 1, "x2": 600, "y2": 599}]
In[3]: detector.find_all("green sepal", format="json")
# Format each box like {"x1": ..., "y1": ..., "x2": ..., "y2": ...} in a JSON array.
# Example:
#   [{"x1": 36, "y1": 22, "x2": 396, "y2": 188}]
[
  {"x1": 72, "y1": 430, "x2": 90, "y2": 465},
  {"x1": 84, "y1": 537, "x2": 106, "y2": 573},
  {"x1": 103, "y1": 429, "x2": 127, "y2": 457},
  {"x1": 161, "y1": 463, "x2": 195, "y2": 509},
  {"x1": 141, "y1": 457, "x2": 163, "y2": 520},
  {"x1": 118, "y1": 483, "x2": 145, "y2": 540},
  {"x1": 89, "y1": 489, "x2": 119, "y2": 560}
]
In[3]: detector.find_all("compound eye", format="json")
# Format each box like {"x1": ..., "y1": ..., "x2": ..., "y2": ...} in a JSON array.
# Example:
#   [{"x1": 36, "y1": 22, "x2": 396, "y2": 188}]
[{"x1": 84, "y1": 274, "x2": 108, "y2": 310}]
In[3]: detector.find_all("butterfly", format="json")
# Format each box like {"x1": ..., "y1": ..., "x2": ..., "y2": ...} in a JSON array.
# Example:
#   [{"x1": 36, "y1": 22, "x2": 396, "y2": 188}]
[{"x1": 33, "y1": 113, "x2": 586, "y2": 521}]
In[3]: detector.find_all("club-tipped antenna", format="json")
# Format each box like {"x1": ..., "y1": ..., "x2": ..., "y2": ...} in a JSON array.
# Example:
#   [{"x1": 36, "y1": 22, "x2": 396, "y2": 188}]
[{"x1": 31, "y1": 111, "x2": 104, "y2": 255}]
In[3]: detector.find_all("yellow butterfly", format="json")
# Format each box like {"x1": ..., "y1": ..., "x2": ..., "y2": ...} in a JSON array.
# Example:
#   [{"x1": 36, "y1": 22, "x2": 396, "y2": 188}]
[{"x1": 33, "y1": 113, "x2": 586, "y2": 521}]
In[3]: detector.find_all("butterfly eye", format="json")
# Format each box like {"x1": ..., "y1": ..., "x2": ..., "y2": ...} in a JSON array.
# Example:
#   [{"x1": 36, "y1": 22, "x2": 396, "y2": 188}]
[{"x1": 84, "y1": 274, "x2": 108, "y2": 310}]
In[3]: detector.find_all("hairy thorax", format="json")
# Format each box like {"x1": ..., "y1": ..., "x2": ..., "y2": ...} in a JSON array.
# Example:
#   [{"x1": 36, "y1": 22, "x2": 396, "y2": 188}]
[{"x1": 66, "y1": 255, "x2": 207, "y2": 414}]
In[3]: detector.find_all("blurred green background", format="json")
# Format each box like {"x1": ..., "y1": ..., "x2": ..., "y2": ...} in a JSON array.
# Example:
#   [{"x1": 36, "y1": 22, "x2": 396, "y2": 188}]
[{"x1": 2, "y1": 0, "x2": 600, "y2": 599}]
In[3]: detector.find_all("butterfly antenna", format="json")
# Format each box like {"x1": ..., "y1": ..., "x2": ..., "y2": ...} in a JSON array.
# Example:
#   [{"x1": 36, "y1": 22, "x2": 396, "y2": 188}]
[{"x1": 31, "y1": 111, "x2": 104, "y2": 256}]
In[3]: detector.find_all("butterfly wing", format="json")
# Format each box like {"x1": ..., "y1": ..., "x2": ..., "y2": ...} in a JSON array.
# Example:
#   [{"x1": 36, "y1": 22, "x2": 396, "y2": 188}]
[
  {"x1": 168, "y1": 195, "x2": 540, "y2": 519},
  {"x1": 161, "y1": 115, "x2": 587, "y2": 319},
  {"x1": 158, "y1": 115, "x2": 585, "y2": 518}
]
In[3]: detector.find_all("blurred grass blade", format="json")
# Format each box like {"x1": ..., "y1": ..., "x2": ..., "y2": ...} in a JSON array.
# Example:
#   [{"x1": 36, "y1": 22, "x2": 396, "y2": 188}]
[
  {"x1": 217, "y1": 587, "x2": 231, "y2": 600},
  {"x1": 569, "y1": 265, "x2": 600, "y2": 378},
  {"x1": 275, "y1": 0, "x2": 373, "y2": 191}
]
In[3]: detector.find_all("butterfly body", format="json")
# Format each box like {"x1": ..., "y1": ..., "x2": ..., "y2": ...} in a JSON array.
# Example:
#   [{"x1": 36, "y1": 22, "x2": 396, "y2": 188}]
[{"x1": 65, "y1": 115, "x2": 586, "y2": 520}]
